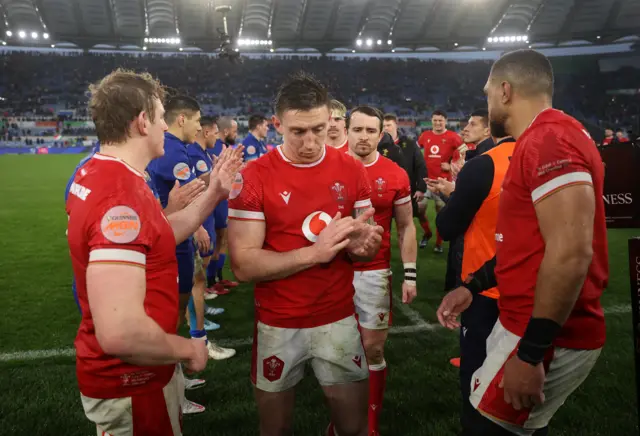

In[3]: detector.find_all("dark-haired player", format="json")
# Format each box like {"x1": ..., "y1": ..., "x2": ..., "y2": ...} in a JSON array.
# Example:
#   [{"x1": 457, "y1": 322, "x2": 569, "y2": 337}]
[
  {"x1": 417, "y1": 110, "x2": 463, "y2": 252},
  {"x1": 228, "y1": 72, "x2": 384, "y2": 436},
  {"x1": 243, "y1": 114, "x2": 270, "y2": 162},
  {"x1": 348, "y1": 106, "x2": 418, "y2": 436},
  {"x1": 437, "y1": 49, "x2": 608, "y2": 436}
]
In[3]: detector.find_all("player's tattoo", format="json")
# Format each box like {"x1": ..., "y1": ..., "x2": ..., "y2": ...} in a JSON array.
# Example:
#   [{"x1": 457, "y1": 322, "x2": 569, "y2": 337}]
[{"x1": 354, "y1": 207, "x2": 376, "y2": 225}]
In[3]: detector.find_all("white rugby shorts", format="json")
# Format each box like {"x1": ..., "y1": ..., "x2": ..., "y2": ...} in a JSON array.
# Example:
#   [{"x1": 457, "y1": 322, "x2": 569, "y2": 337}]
[
  {"x1": 81, "y1": 364, "x2": 184, "y2": 436},
  {"x1": 353, "y1": 269, "x2": 393, "y2": 330},
  {"x1": 469, "y1": 319, "x2": 601, "y2": 435},
  {"x1": 252, "y1": 315, "x2": 368, "y2": 392}
]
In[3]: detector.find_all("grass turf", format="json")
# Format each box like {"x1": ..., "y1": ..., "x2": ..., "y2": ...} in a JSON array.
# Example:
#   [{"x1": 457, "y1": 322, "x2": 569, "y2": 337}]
[{"x1": 0, "y1": 154, "x2": 638, "y2": 435}]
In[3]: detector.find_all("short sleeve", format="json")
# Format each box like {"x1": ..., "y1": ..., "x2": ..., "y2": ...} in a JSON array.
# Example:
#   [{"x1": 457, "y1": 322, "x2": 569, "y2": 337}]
[
  {"x1": 521, "y1": 125, "x2": 594, "y2": 205},
  {"x1": 86, "y1": 190, "x2": 155, "y2": 268},
  {"x1": 353, "y1": 160, "x2": 372, "y2": 210},
  {"x1": 394, "y1": 168, "x2": 412, "y2": 206},
  {"x1": 417, "y1": 132, "x2": 427, "y2": 149},
  {"x1": 154, "y1": 147, "x2": 196, "y2": 186},
  {"x1": 228, "y1": 164, "x2": 264, "y2": 221}
]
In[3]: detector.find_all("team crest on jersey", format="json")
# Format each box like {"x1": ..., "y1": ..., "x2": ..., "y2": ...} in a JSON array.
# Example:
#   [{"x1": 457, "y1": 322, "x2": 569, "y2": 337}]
[
  {"x1": 229, "y1": 173, "x2": 243, "y2": 200},
  {"x1": 302, "y1": 211, "x2": 332, "y2": 242},
  {"x1": 430, "y1": 145, "x2": 440, "y2": 156},
  {"x1": 330, "y1": 181, "x2": 347, "y2": 208},
  {"x1": 173, "y1": 162, "x2": 191, "y2": 181},
  {"x1": 263, "y1": 355, "x2": 284, "y2": 382},
  {"x1": 100, "y1": 206, "x2": 141, "y2": 244},
  {"x1": 196, "y1": 160, "x2": 208, "y2": 173},
  {"x1": 375, "y1": 177, "x2": 387, "y2": 197}
]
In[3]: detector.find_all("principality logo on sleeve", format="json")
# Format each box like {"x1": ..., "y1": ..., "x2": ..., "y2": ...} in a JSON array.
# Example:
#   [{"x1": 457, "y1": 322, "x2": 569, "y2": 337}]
[
  {"x1": 196, "y1": 160, "x2": 208, "y2": 173},
  {"x1": 173, "y1": 162, "x2": 191, "y2": 180},
  {"x1": 229, "y1": 173, "x2": 244, "y2": 200},
  {"x1": 100, "y1": 206, "x2": 141, "y2": 243}
]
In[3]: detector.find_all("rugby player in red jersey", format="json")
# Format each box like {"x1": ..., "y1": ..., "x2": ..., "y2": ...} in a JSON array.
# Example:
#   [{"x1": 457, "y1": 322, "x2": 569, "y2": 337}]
[
  {"x1": 437, "y1": 49, "x2": 608, "y2": 435},
  {"x1": 417, "y1": 110, "x2": 463, "y2": 252},
  {"x1": 228, "y1": 72, "x2": 384, "y2": 436},
  {"x1": 347, "y1": 106, "x2": 417, "y2": 436},
  {"x1": 326, "y1": 99, "x2": 349, "y2": 151},
  {"x1": 66, "y1": 69, "x2": 243, "y2": 435}
]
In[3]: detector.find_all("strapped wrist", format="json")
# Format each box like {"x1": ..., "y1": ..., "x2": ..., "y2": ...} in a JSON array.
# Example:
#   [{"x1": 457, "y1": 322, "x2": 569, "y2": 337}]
[
  {"x1": 404, "y1": 262, "x2": 416, "y2": 284},
  {"x1": 517, "y1": 317, "x2": 561, "y2": 366}
]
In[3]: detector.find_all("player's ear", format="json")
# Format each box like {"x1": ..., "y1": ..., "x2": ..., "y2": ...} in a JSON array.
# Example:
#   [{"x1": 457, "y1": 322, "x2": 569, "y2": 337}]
[
  {"x1": 501, "y1": 81, "x2": 512, "y2": 105},
  {"x1": 135, "y1": 110, "x2": 149, "y2": 136},
  {"x1": 272, "y1": 115, "x2": 284, "y2": 135}
]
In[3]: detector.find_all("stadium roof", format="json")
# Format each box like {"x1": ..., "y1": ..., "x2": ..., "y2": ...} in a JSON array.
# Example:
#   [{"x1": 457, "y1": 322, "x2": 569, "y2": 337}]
[{"x1": 0, "y1": 0, "x2": 639, "y2": 52}]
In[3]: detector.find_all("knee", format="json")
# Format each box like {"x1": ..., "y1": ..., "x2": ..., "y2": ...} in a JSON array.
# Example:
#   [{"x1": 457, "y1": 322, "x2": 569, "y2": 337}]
[
  {"x1": 335, "y1": 421, "x2": 367, "y2": 436},
  {"x1": 363, "y1": 341, "x2": 384, "y2": 366}
]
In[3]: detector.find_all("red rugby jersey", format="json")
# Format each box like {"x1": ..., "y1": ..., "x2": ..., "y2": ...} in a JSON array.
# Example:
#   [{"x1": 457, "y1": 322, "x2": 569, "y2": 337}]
[
  {"x1": 229, "y1": 145, "x2": 372, "y2": 328},
  {"x1": 495, "y1": 109, "x2": 608, "y2": 349}
]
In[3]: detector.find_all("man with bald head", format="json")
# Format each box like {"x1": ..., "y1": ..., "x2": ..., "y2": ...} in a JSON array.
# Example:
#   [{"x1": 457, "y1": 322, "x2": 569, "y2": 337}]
[
  {"x1": 436, "y1": 49, "x2": 608, "y2": 435},
  {"x1": 205, "y1": 116, "x2": 240, "y2": 295}
]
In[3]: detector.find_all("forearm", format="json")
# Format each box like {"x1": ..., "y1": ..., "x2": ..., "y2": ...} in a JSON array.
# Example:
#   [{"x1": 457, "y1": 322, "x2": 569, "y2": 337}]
[
  {"x1": 232, "y1": 245, "x2": 318, "y2": 282},
  {"x1": 169, "y1": 188, "x2": 224, "y2": 244},
  {"x1": 532, "y1": 245, "x2": 593, "y2": 325},
  {"x1": 101, "y1": 316, "x2": 193, "y2": 366},
  {"x1": 398, "y1": 223, "x2": 417, "y2": 264},
  {"x1": 464, "y1": 256, "x2": 497, "y2": 293}
]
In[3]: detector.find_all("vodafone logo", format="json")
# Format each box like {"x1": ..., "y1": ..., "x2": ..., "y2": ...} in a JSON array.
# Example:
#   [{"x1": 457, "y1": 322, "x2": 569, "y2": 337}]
[
  {"x1": 302, "y1": 211, "x2": 332, "y2": 242},
  {"x1": 430, "y1": 145, "x2": 440, "y2": 155}
]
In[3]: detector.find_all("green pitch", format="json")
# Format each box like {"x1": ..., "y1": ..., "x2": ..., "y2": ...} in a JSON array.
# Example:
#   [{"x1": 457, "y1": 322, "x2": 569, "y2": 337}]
[{"x1": 0, "y1": 154, "x2": 637, "y2": 435}]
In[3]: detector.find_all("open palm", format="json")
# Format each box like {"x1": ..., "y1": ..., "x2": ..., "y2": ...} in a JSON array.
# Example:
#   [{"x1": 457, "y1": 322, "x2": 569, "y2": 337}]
[{"x1": 209, "y1": 145, "x2": 244, "y2": 197}]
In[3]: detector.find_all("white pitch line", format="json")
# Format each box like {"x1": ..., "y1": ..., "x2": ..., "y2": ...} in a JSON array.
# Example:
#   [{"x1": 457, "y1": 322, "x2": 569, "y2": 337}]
[
  {"x1": 604, "y1": 304, "x2": 631, "y2": 314},
  {"x1": 392, "y1": 293, "x2": 433, "y2": 327}
]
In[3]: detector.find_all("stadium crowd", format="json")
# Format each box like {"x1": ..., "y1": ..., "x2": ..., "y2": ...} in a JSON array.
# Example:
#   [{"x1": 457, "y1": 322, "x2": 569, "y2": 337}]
[{"x1": 58, "y1": 46, "x2": 615, "y2": 436}]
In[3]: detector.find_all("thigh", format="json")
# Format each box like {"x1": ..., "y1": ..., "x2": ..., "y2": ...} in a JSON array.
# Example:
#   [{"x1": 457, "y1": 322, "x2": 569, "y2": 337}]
[
  {"x1": 470, "y1": 320, "x2": 602, "y2": 434},
  {"x1": 254, "y1": 387, "x2": 296, "y2": 436},
  {"x1": 176, "y1": 248, "x2": 195, "y2": 294},
  {"x1": 322, "y1": 379, "x2": 368, "y2": 436},
  {"x1": 252, "y1": 321, "x2": 309, "y2": 393},
  {"x1": 310, "y1": 315, "x2": 369, "y2": 386},
  {"x1": 353, "y1": 269, "x2": 392, "y2": 330}
]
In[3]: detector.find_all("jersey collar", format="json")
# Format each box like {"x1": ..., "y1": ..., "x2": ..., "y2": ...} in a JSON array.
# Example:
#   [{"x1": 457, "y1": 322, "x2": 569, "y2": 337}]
[
  {"x1": 364, "y1": 152, "x2": 380, "y2": 167},
  {"x1": 93, "y1": 153, "x2": 145, "y2": 179},
  {"x1": 277, "y1": 144, "x2": 326, "y2": 168}
]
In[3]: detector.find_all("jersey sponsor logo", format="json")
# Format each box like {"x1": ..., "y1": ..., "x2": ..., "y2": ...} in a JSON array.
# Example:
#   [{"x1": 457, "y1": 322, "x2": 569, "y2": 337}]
[
  {"x1": 375, "y1": 177, "x2": 387, "y2": 197},
  {"x1": 173, "y1": 162, "x2": 191, "y2": 181},
  {"x1": 263, "y1": 355, "x2": 284, "y2": 382},
  {"x1": 495, "y1": 233, "x2": 504, "y2": 242},
  {"x1": 69, "y1": 182, "x2": 91, "y2": 201},
  {"x1": 302, "y1": 211, "x2": 332, "y2": 242},
  {"x1": 280, "y1": 191, "x2": 291, "y2": 204},
  {"x1": 330, "y1": 181, "x2": 347, "y2": 208},
  {"x1": 196, "y1": 160, "x2": 208, "y2": 173},
  {"x1": 100, "y1": 206, "x2": 141, "y2": 243},
  {"x1": 603, "y1": 192, "x2": 633, "y2": 205},
  {"x1": 229, "y1": 173, "x2": 243, "y2": 200},
  {"x1": 429, "y1": 145, "x2": 440, "y2": 156},
  {"x1": 246, "y1": 145, "x2": 256, "y2": 156}
]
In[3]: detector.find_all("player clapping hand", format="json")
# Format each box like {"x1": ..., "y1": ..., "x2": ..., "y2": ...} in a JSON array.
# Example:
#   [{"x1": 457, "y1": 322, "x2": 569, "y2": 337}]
[
  {"x1": 346, "y1": 207, "x2": 384, "y2": 261},
  {"x1": 209, "y1": 144, "x2": 244, "y2": 197}
]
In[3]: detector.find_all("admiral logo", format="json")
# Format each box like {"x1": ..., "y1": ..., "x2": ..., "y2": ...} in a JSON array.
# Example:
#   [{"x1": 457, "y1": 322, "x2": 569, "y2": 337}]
[
  {"x1": 495, "y1": 233, "x2": 504, "y2": 243},
  {"x1": 603, "y1": 193, "x2": 633, "y2": 205},
  {"x1": 69, "y1": 182, "x2": 91, "y2": 201},
  {"x1": 100, "y1": 206, "x2": 141, "y2": 243},
  {"x1": 473, "y1": 378, "x2": 481, "y2": 392}
]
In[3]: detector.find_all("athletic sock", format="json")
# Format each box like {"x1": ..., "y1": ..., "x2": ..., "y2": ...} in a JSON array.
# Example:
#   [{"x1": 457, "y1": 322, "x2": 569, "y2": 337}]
[
  {"x1": 436, "y1": 231, "x2": 443, "y2": 247},
  {"x1": 187, "y1": 296, "x2": 198, "y2": 330},
  {"x1": 420, "y1": 220, "x2": 432, "y2": 238},
  {"x1": 216, "y1": 254, "x2": 226, "y2": 281},
  {"x1": 368, "y1": 360, "x2": 387, "y2": 435},
  {"x1": 207, "y1": 260, "x2": 218, "y2": 287},
  {"x1": 189, "y1": 328, "x2": 208, "y2": 345},
  {"x1": 326, "y1": 423, "x2": 339, "y2": 436}
]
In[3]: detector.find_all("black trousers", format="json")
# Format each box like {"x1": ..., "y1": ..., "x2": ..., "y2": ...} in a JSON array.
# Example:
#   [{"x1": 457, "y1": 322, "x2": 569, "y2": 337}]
[
  {"x1": 445, "y1": 235, "x2": 464, "y2": 292},
  {"x1": 459, "y1": 294, "x2": 548, "y2": 436}
]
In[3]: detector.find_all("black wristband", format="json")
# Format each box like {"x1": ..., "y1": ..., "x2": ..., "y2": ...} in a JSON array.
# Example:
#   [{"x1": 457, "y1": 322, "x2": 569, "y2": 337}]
[
  {"x1": 463, "y1": 274, "x2": 483, "y2": 295},
  {"x1": 517, "y1": 317, "x2": 562, "y2": 366}
]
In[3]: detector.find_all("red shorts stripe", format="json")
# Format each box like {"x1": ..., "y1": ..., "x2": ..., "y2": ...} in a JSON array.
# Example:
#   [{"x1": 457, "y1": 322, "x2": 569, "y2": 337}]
[{"x1": 132, "y1": 387, "x2": 174, "y2": 436}]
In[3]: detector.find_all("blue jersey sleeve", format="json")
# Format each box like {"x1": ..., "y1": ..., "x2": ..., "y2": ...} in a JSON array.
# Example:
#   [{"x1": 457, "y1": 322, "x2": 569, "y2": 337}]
[
  {"x1": 65, "y1": 153, "x2": 94, "y2": 202},
  {"x1": 242, "y1": 135, "x2": 261, "y2": 162},
  {"x1": 187, "y1": 144, "x2": 212, "y2": 178},
  {"x1": 151, "y1": 145, "x2": 196, "y2": 187}
]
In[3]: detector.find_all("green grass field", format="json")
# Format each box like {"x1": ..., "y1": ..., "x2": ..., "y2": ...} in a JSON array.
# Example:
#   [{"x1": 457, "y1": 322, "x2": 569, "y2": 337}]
[{"x1": 0, "y1": 154, "x2": 638, "y2": 435}]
